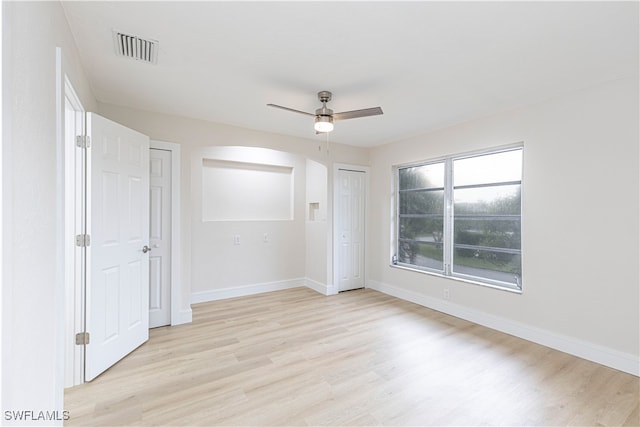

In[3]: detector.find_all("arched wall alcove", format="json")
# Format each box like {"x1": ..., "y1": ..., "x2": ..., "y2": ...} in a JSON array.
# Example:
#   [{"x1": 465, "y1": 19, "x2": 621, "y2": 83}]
[{"x1": 191, "y1": 145, "x2": 330, "y2": 302}]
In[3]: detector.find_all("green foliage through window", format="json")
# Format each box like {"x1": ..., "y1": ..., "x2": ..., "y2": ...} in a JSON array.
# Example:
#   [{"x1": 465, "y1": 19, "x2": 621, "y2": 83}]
[{"x1": 396, "y1": 147, "x2": 523, "y2": 290}]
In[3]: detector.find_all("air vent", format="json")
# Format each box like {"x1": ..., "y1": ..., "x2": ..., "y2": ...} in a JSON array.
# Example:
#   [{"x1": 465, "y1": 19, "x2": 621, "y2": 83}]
[{"x1": 113, "y1": 31, "x2": 158, "y2": 64}]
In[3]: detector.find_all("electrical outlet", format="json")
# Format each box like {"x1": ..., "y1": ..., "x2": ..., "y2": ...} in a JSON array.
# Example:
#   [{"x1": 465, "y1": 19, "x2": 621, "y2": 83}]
[
  {"x1": 263, "y1": 233, "x2": 269, "y2": 243},
  {"x1": 234, "y1": 235, "x2": 240, "y2": 245},
  {"x1": 443, "y1": 288, "x2": 450, "y2": 300}
]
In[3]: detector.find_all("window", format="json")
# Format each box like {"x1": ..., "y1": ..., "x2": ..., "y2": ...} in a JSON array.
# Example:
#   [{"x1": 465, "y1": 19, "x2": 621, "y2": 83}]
[
  {"x1": 395, "y1": 146, "x2": 523, "y2": 291},
  {"x1": 398, "y1": 162, "x2": 445, "y2": 270}
]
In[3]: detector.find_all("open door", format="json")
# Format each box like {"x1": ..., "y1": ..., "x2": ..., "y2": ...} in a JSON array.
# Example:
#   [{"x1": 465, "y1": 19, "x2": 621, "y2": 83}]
[{"x1": 85, "y1": 113, "x2": 150, "y2": 381}]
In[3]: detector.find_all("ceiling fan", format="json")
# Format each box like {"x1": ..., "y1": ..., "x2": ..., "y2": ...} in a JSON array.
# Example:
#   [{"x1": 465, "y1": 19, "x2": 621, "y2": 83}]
[{"x1": 267, "y1": 91, "x2": 383, "y2": 133}]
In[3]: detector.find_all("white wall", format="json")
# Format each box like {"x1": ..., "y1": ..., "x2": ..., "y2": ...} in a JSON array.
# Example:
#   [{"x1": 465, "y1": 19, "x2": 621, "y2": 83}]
[
  {"x1": 191, "y1": 146, "x2": 306, "y2": 300},
  {"x1": 2, "y1": 1, "x2": 97, "y2": 423},
  {"x1": 97, "y1": 103, "x2": 369, "y2": 303},
  {"x1": 368, "y1": 77, "x2": 639, "y2": 374},
  {"x1": 305, "y1": 159, "x2": 328, "y2": 290},
  {"x1": 201, "y1": 158, "x2": 294, "y2": 222}
]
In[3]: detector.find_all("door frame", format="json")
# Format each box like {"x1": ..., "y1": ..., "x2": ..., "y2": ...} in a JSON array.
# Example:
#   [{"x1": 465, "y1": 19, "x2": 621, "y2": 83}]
[
  {"x1": 63, "y1": 75, "x2": 85, "y2": 387},
  {"x1": 332, "y1": 163, "x2": 369, "y2": 294},
  {"x1": 150, "y1": 140, "x2": 183, "y2": 326}
]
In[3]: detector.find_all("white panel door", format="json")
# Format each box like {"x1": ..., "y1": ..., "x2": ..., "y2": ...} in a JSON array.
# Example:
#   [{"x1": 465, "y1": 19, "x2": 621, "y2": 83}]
[
  {"x1": 337, "y1": 169, "x2": 365, "y2": 292},
  {"x1": 86, "y1": 113, "x2": 150, "y2": 381},
  {"x1": 149, "y1": 149, "x2": 172, "y2": 328}
]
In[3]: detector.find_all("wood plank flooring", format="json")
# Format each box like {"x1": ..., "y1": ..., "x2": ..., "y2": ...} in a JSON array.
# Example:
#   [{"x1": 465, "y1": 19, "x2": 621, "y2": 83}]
[{"x1": 64, "y1": 288, "x2": 639, "y2": 426}]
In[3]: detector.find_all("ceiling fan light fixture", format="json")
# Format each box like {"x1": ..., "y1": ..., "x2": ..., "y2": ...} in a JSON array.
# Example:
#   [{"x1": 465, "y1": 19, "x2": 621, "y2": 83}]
[
  {"x1": 268, "y1": 90, "x2": 382, "y2": 134},
  {"x1": 314, "y1": 115, "x2": 334, "y2": 133}
]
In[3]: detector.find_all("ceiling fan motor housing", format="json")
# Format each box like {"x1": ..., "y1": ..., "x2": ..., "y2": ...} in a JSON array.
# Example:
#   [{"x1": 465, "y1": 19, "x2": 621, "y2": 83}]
[
  {"x1": 317, "y1": 91, "x2": 332, "y2": 103},
  {"x1": 315, "y1": 106, "x2": 333, "y2": 116},
  {"x1": 316, "y1": 91, "x2": 333, "y2": 116}
]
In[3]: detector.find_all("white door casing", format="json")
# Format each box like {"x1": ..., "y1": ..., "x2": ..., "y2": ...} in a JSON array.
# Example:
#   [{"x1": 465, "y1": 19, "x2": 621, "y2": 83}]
[
  {"x1": 336, "y1": 168, "x2": 365, "y2": 292},
  {"x1": 85, "y1": 113, "x2": 150, "y2": 381},
  {"x1": 149, "y1": 149, "x2": 172, "y2": 328},
  {"x1": 63, "y1": 77, "x2": 85, "y2": 387}
]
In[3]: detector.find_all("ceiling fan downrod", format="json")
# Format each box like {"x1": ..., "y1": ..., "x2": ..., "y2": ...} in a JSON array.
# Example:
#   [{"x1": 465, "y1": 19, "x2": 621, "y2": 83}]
[{"x1": 315, "y1": 91, "x2": 333, "y2": 117}]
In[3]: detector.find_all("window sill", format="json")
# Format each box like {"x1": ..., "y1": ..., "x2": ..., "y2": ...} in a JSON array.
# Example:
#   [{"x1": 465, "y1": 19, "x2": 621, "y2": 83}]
[{"x1": 388, "y1": 263, "x2": 523, "y2": 294}]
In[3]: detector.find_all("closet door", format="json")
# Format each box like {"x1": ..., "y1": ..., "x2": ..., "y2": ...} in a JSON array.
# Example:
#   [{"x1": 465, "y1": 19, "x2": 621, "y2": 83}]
[{"x1": 337, "y1": 169, "x2": 365, "y2": 292}]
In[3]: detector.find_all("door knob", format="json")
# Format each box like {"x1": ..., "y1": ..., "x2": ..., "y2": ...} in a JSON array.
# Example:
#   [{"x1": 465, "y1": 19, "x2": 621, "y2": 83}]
[{"x1": 142, "y1": 245, "x2": 151, "y2": 253}]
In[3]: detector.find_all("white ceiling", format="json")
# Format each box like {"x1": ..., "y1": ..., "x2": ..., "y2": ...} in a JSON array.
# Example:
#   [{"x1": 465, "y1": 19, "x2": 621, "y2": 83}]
[{"x1": 61, "y1": 1, "x2": 638, "y2": 148}]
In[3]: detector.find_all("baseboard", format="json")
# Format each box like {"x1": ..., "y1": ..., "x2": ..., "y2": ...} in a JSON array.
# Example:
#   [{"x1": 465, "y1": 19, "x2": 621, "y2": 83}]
[
  {"x1": 367, "y1": 279, "x2": 639, "y2": 377},
  {"x1": 304, "y1": 278, "x2": 337, "y2": 296},
  {"x1": 171, "y1": 308, "x2": 192, "y2": 326},
  {"x1": 190, "y1": 278, "x2": 306, "y2": 304}
]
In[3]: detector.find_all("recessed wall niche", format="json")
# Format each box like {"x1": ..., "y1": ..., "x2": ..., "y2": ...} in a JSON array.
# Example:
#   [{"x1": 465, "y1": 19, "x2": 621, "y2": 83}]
[
  {"x1": 202, "y1": 158, "x2": 294, "y2": 221},
  {"x1": 308, "y1": 202, "x2": 320, "y2": 221}
]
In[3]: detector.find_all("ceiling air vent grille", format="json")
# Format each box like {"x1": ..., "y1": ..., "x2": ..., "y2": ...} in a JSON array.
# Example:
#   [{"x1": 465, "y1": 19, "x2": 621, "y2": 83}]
[{"x1": 113, "y1": 31, "x2": 158, "y2": 64}]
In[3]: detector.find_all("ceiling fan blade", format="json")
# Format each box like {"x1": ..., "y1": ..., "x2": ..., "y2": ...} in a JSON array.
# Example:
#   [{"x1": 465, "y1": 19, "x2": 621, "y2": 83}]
[
  {"x1": 267, "y1": 104, "x2": 315, "y2": 117},
  {"x1": 333, "y1": 107, "x2": 383, "y2": 121}
]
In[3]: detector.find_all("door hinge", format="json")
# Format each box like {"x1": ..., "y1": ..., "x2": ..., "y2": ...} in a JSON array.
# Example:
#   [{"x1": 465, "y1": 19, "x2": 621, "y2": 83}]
[
  {"x1": 76, "y1": 135, "x2": 90, "y2": 149},
  {"x1": 75, "y1": 234, "x2": 91, "y2": 247},
  {"x1": 75, "y1": 332, "x2": 90, "y2": 345}
]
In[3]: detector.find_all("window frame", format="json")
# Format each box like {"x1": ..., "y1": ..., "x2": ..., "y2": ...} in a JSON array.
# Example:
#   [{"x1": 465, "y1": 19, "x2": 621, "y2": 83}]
[{"x1": 393, "y1": 144, "x2": 524, "y2": 293}]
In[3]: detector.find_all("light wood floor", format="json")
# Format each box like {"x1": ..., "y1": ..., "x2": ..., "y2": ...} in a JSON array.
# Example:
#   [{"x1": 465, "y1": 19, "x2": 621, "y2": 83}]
[{"x1": 65, "y1": 288, "x2": 639, "y2": 426}]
